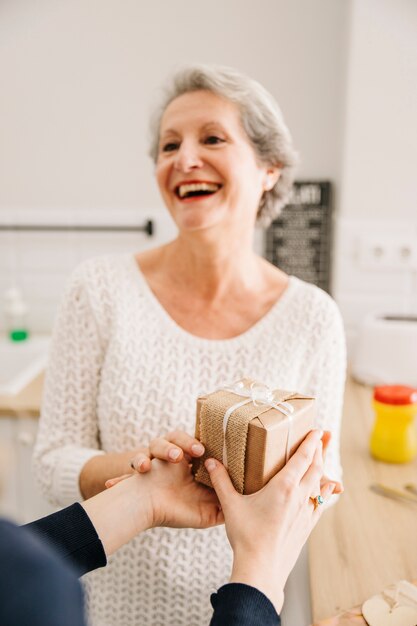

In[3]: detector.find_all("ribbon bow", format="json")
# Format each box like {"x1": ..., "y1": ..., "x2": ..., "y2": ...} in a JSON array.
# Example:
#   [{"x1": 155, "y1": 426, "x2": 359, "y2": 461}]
[{"x1": 221, "y1": 380, "x2": 295, "y2": 469}]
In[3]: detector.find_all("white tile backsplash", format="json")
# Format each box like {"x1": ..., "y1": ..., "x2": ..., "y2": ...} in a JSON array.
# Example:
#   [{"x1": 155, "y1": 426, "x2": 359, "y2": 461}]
[
  {"x1": 74, "y1": 232, "x2": 154, "y2": 262},
  {"x1": 411, "y1": 273, "x2": 417, "y2": 310},
  {"x1": 18, "y1": 273, "x2": 67, "y2": 302},
  {"x1": 25, "y1": 302, "x2": 61, "y2": 334},
  {"x1": 333, "y1": 216, "x2": 417, "y2": 358},
  {"x1": 0, "y1": 234, "x2": 19, "y2": 271},
  {"x1": 0, "y1": 207, "x2": 177, "y2": 333},
  {"x1": 1, "y1": 209, "x2": 416, "y2": 349},
  {"x1": 14, "y1": 233, "x2": 76, "y2": 272}
]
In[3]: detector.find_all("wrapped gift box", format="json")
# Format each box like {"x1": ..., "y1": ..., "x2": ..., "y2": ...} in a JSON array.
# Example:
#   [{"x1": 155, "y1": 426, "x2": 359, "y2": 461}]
[{"x1": 193, "y1": 378, "x2": 316, "y2": 494}]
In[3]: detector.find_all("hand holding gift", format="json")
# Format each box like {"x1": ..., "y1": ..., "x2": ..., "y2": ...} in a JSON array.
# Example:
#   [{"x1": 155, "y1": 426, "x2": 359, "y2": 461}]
[
  {"x1": 193, "y1": 378, "x2": 320, "y2": 494},
  {"x1": 106, "y1": 425, "x2": 340, "y2": 616},
  {"x1": 107, "y1": 378, "x2": 343, "y2": 496},
  {"x1": 205, "y1": 429, "x2": 336, "y2": 613}
]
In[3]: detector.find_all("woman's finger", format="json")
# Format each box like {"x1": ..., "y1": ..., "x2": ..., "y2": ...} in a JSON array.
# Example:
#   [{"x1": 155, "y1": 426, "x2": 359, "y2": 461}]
[
  {"x1": 311, "y1": 481, "x2": 337, "y2": 517},
  {"x1": 105, "y1": 474, "x2": 131, "y2": 488},
  {"x1": 164, "y1": 431, "x2": 205, "y2": 458},
  {"x1": 318, "y1": 432, "x2": 343, "y2": 492},
  {"x1": 300, "y1": 438, "x2": 324, "y2": 493},
  {"x1": 149, "y1": 432, "x2": 204, "y2": 464},
  {"x1": 320, "y1": 474, "x2": 343, "y2": 494},
  {"x1": 276, "y1": 429, "x2": 322, "y2": 487},
  {"x1": 130, "y1": 454, "x2": 152, "y2": 473},
  {"x1": 149, "y1": 437, "x2": 184, "y2": 463},
  {"x1": 130, "y1": 449, "x2": 152, "y2": 473},
  {"x1": 205, "y1": 458, "x2": 237, "y2": 512},
  {"x1": 129, "y1": 431, "x2": 205, "y2": 471},
  {"x1": 321, "y1": 431, "x2": 331, "y2": 458}
]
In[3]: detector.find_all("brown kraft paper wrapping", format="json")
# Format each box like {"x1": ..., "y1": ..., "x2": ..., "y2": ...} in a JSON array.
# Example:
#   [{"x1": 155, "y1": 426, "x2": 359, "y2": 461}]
[{"x1": 193, "y1": 379, "x2": 316, "y2": 494}]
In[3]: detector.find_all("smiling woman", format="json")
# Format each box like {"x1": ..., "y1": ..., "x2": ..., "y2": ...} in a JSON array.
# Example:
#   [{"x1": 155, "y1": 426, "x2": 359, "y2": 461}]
[
  {"x1": 155, "y1": 89, "x2": 279, "y2": 233},
  {"x1": 150, "y1": 65, "x2": 298, "y2": 227},
  {"x1": 33, "y1": 65, "x2": 346, "y2": 626}
]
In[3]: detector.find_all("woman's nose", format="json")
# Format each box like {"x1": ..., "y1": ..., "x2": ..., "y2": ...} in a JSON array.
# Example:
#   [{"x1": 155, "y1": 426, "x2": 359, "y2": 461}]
[{"x1": 173, "y1": 142, "x2": 203, "y2": 172}]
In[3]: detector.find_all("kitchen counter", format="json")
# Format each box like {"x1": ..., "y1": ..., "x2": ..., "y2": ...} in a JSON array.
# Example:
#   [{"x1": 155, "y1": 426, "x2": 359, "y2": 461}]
[
  {"x1": 0, "y1": 372, "x2": 44, "y2": 417},
  {"x1": 309, "y1": 375, "x2": 417, "y2": 622}
]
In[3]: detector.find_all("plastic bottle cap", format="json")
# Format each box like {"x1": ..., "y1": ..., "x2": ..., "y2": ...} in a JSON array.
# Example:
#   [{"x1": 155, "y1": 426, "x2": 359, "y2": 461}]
[{"x1": 374, "y1": 385, "x2": 417, "y2": 405}]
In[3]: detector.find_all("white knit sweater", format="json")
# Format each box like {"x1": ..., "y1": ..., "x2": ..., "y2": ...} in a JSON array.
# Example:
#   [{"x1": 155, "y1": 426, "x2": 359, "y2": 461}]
[{"x1": 34, "y1": 254, "x2": 346, "y2": 626}]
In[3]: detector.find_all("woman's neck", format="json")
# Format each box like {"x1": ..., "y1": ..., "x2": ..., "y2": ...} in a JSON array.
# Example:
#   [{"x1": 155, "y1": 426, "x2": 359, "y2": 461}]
[{"x1": 158, "y1": 233, "x2": 263, "y2": 300}]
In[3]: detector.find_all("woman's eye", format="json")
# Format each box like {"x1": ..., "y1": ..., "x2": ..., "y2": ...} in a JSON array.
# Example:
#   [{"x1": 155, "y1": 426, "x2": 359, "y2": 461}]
[
  {"x1": 162, "y1": 142, "x2": 179, "y2": 152},
  {"x1": 204, "y1": 135, "x2": 224, "y2": 145}
]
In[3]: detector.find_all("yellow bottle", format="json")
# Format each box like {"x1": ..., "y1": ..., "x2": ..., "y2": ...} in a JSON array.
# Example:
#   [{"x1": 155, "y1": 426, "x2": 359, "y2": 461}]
[{"x1": 370, "y1": 386, "x2": 417, "y2": 463}]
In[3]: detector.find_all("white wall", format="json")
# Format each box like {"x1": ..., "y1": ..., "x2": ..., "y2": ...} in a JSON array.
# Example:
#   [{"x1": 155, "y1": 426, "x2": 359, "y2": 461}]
[
  {"x1": 340, "y1": 0, "x2": 417, "y2": 220},
  {"x1": 334, "y1": 0, "x2": 417, "y2": 351},
  {"x1": 0, "y1": 0, "x2": 351, "y2": 334},
  {"x1": 1, "y1": 0, "x2": 416, "y2": 349},
  {"x1": 0, "y1": 0, "x2": 349, "y2": 213}
]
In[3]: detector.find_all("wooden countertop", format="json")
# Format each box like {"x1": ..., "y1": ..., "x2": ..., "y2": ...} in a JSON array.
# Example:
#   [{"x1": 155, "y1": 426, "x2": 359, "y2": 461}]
[
  {"x1": 309, "y1": 375, "x2": 417, "y2": 622},
  {"x1": 0, "y1": 372, "x2": 44, "y2": 417}
]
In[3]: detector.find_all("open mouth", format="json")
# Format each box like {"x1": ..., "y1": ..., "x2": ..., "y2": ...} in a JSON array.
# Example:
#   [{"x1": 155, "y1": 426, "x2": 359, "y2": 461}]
[{"x1": 175, "y1": 182, "x2": 222, "y2": 200}]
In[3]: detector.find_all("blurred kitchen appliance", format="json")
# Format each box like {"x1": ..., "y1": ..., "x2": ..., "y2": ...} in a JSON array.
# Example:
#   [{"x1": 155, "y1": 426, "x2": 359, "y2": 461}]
[{"x1": 352, "y1": 314, "x2": 417, "y2": 387}]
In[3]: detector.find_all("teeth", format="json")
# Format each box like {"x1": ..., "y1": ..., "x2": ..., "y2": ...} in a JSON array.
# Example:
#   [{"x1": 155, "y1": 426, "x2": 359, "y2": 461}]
[{"x1": 178, "y1": 182, "x2": 220, "y2": 198}]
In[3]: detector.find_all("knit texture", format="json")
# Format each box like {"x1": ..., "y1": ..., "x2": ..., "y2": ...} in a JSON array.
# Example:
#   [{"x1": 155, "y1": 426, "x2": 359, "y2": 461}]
[
  {"x1": 210, "y1": 583, "x2": 280, "y2": 626},
  {"x1": 25, "y1": 503, "x2": 107, "y2": 577},
  {"x1": 33, "y1": 254, "x2": 346, "y2": 626}
]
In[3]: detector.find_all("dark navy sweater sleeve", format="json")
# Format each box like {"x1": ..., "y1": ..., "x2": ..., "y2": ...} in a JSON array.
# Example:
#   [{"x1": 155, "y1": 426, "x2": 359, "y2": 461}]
[
  {"x1": 210, "y1": 583, "x2": 281, "y2": 625},
  {"x1": 24, "y1": 502, "x2": 107, "y2": 576},
  {"x1": 0, "y1": 518, "x2": 86, "y2": 626}
]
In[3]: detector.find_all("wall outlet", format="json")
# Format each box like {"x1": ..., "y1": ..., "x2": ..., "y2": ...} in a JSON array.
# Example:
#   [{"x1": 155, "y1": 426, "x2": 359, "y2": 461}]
[{"x1": 358, "y1": 234, "x2": 417, "y2": 271}]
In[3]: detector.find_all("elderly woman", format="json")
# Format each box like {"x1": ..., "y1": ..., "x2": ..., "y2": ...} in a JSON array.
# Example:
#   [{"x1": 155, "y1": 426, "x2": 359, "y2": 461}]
[{"x1": 34, "y1": 65, "x2": 346, "y2": 626}]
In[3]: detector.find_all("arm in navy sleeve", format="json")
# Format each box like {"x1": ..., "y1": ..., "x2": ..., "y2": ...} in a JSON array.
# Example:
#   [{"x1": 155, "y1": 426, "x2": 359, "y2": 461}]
[
  {"x1": 0, "y1": 518, "x2": 86, "y2": 626},
  {"x1": 2, "y1": 505, "x2": 280, "y2": 626},
  {"x1": 209, "y1": 583, "x2": 281, "y2": 626},
  {"x1": 24, "y1": 502, "x2": 107, "y2": 576}
]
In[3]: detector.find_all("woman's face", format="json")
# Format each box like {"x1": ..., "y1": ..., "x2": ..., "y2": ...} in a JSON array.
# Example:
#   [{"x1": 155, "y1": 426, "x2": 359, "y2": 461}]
[{"x1": 155, "y1": 90, "x2": 279, "y2": 233}]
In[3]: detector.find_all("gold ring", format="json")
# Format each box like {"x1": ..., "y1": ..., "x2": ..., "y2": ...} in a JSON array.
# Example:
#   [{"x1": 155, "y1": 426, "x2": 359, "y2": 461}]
[{"x1": 309, "y1": 495, "x2": 324, "y2": 510}]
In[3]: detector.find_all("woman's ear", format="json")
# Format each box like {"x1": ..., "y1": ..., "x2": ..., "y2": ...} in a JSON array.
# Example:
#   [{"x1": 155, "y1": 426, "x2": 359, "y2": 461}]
[{"x1": 263, "y1": 167, "x2": 281, "y2": 191}]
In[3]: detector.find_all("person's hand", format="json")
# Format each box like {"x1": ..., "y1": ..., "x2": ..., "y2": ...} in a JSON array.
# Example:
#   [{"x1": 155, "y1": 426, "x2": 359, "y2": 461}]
[
  {"x1": 105, "y1": 430, "x2": 204, "y2": 488},
  {"x1": 204, "y1": 429, "x2": 337, "y2": 613},
  {"x1": 105, "y1": 429, "x2": 343, "y2": 495},
  {"x1": 83, "y1": 455, "x2": 223, "y2": 557},
  {"x1": 321, "y1": 430, "x2": 343, "y2": 494},
  {"x1": 142, "y1": 456, "x2": 223, "y2": 529}
]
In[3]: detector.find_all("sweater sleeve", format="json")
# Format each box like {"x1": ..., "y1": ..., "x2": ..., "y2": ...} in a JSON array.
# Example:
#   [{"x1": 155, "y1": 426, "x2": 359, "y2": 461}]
[
  {"x1": 33, "y1": 261, "x2": 108, "y2": 506},
  {"x1": 303, "y1": 295, "x2": 347, "y2": 487},
  {"x1": 0, "y1": 519, "x2": 86, "y2": 626},
  {"x1": 209, "y1": 583, "x2": 280, "y2": 626},
  {"x1": 24, "y1": 503, "x2": 107, "y2": 577}
]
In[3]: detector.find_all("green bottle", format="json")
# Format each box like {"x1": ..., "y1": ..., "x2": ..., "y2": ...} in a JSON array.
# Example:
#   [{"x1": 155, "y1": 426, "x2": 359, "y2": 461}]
[{"x1": 4, "y1": 287, "x2": 29, "y2": 342}]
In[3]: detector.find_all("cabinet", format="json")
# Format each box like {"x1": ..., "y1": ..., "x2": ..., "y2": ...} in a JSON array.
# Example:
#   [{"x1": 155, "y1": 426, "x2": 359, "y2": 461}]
[
  {"x1": 0, "y1": 416, "x2": 55, "y2": 523},
  {"x1": 0, "y1": 417, "x2": 19, "y2": 519}
]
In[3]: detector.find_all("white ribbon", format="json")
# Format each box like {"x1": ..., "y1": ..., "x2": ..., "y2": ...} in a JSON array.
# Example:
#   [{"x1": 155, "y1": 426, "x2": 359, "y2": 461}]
[{"x1": 221, "y1": 380, "x2": 295, "y2": 469}]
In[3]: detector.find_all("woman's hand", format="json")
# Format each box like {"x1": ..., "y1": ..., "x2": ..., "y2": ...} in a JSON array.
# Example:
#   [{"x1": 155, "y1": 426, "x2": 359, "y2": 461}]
[
  {"x1": 205, "y1": 429, "x2": 338, "y2": 614},
  {"x1": 105, "y1": 430, "x2": 204, "y2": 488},
  {"x1": 82, "y1": 456, "x2": 223, "y2": 557},
  {"x1": 105, "y1": 429, "x2": 343, "y2": 494},
  {"x1": 143, "y1": 457, "x2": 223, "y2": 529},
  {"x1": 320, "y1": 430, "x2": 343, "y2": 494}
]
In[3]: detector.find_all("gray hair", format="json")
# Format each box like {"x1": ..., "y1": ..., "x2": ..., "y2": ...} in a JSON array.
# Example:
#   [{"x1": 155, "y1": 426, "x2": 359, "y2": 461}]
[{"x1": 149, "y1": 64, "x2": 298, "y2": 227}]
